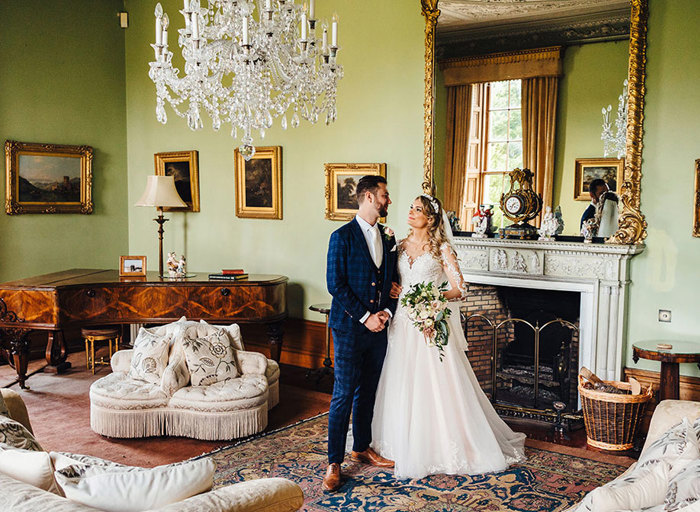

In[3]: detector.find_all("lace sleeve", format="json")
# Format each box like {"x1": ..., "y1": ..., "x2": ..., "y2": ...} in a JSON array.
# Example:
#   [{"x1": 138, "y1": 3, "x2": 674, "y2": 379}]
[{"x1": 440, "y1": 244, "x2": 468, "y2": 300}]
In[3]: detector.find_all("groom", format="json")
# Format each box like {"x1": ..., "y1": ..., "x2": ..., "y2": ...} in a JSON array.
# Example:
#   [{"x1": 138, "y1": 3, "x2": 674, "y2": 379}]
[{"x1": 323, "y1": 175, "x2": 398, "y2": 492}]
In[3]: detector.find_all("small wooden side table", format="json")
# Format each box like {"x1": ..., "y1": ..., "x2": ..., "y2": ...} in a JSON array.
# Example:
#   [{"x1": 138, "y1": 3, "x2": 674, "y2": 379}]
[
  {"x1": 632, "y1": 340, "x2": 700, "y2": 401},
  {"x1": 306, "y1": 303, "x2": 333, "y2": 385}
]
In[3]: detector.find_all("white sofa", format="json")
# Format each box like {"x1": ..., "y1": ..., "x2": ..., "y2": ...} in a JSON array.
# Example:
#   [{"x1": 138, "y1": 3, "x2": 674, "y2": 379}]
[
  {"x1": 569, "y1": 399, "x2": 700, "y2": 511},
  {"x1": 0, "y1": 389, "x2": 304, "y2": 512},
  {"x1": 89, "y1": 320, "x2": 280, "y2": 441}
]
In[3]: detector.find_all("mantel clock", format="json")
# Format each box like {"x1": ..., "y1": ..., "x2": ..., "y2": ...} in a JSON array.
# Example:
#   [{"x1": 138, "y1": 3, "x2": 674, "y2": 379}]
[{"x1": 499, "y1": 168, "x2": 543, "y2": 239}]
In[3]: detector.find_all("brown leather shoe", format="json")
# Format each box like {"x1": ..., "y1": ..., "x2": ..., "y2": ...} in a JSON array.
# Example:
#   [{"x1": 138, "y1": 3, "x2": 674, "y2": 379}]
[
  {"x1": 350, "y1": 447, "x2": 395, "y2": 468},
  {"x1": 322, "y1": 463, "x2": 342, "y2": 492}
]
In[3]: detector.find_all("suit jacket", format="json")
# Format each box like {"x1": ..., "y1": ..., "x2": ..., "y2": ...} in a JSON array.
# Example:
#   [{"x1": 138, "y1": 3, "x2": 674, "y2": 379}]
[
  {"x1": 580, "y1": 203, "x2": 595, "y2": 229},
  {"x1": 326, "y1": 218, "x2": 399, "y2": 334}
]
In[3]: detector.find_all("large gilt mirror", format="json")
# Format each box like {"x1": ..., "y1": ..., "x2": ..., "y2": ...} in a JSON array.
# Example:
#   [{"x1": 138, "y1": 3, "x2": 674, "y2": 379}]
[{"x1": 421, "y1": 0, "x2": 647, "y2": 244}]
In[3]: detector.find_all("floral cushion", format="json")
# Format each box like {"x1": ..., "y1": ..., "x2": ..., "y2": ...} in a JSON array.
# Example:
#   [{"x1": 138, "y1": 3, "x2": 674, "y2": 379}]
[
  {"x1": 182, "y1": 328, "x2": 239, "y2": 386},
  {"x1": 127, "y1": 327, "x2": 170, "y2": 385},
  {"x1": 0, "y1": 415, "x2": 42, "y2": 451},
  {"x1": 665, "y1": 459, "x2": 700, "y2": 511},
  {"x1": 637, "y1": 418, "x2": 700, "y2": 478}
]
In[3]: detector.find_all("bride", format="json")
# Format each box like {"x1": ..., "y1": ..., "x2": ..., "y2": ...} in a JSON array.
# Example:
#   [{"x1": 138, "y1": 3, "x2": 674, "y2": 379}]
[{"x1": 371, "y1": 194, "x2": 526, "y2": 480}]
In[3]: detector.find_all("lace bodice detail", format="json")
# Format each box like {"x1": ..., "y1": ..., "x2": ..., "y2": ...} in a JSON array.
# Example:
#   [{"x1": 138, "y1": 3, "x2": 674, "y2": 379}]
[{"x1": 397, "y1": 241, "x2": 468, "y2": 301}]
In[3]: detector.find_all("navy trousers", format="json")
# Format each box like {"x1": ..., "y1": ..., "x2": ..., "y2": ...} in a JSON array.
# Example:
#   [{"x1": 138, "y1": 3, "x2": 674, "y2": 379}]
[{"x1": 327, "y1": 328, "x2": 388, "y2": 464}]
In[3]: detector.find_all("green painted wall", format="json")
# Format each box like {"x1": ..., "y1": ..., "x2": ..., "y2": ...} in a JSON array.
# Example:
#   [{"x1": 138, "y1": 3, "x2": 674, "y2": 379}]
[
  {"x1": 0, "y1": 0, "x2": 129, "y2": 282},
  {"x1": 553, "y1": 41, "x2": 629, "y2": 233},
  {"x1": 626, "y1": 0, "x2": 700, "y2": 378},
  {"x1": 124, "y1": 0, "x2": 425, "y2": 319}
]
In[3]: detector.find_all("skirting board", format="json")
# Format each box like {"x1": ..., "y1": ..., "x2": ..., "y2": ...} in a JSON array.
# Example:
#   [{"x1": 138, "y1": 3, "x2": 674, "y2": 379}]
[
  {"x1": 242, "y1": 318, "x2": 333, "y2": 369},
  {"x1": 623, "y1": 367, "x2": 700, "y2": 432}
]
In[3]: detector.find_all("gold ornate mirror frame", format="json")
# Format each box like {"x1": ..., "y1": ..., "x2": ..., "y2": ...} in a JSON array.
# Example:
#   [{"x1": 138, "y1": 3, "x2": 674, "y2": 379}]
[{"x1": 420, "y1": 0, "x2": 649, "y2": 244}]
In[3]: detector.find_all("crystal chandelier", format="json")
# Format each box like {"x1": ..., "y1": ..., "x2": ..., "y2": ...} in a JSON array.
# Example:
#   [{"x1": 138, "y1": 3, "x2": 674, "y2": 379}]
[
  {"x1": 601, "y1": 79, "x2": 628, "y2": 159},
  {"x1": 149, "y1": 0, "x2": 343, "y2": 160}
]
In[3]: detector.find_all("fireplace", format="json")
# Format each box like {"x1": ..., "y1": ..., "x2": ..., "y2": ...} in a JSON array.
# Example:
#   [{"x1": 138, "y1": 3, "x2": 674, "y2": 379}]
[{"x1": 464, "y1": 286, "x2": 580, "y2": 415}]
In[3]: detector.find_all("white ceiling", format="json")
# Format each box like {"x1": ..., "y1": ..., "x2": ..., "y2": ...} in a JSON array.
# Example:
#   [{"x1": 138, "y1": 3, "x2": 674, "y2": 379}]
[{"x1": 437, "y1": 0, "x2": 630, "y2": 33}]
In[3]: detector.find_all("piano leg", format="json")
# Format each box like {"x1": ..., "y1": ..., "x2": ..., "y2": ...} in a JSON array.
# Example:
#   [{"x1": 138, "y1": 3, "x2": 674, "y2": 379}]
[
  {"x1": 44, "y1": 330, "x2": 72, "y2": 374},
  {"x1": 0, "y1": 327, "x2": 31, "y2": 389},
  {"x1": 266, "y1": 321, "x2": 285, "y2": 363}
]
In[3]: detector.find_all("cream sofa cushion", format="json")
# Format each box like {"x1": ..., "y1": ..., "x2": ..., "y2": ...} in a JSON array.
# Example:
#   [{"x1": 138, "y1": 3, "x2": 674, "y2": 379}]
[
  {"x1": 588, "y1": 462, "x2": 669, "y2": 512},
  {"x1": 0, "y1": 444, "x2": 61, "y2": 495},
  {"x1": 54, "y1": 458, "x2": 215, "y2": 512},
  {"x1": 89, "y1": 372, "x2": 169, "y2": 410},
  {"x1": 128, "y1": 328, "x2": 170, "y2": 385},
  {"x1": 665, "y1": 459, "x2": 700, "y2": 512},
  {"x1": 637, "y1": 418, "x2": 699, "y2": 478},
  {"x1": 182, "y1": 329, "x2": 239, "y2": 386},
  {"x1": 169, "y1": 374, "x2": 268, "y2": 412},
  {"x1": 0, "y1": 415, "x2": 42, "y2": 451}
]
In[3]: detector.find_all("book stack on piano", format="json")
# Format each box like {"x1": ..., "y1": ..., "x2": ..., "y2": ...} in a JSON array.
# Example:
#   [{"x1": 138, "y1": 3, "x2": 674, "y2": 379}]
[{"x1": 208, "y1": 269, "x2": 249, "y2": 281}]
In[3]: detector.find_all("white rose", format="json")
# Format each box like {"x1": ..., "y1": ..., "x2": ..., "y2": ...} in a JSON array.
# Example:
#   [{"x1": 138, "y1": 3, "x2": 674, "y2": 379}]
[
  {"x1": 424, "y1": 318, "x2": 434, "y2": 328},
  {"x1": 419, "y1": 310, "x2": 430, "y2": 319}
]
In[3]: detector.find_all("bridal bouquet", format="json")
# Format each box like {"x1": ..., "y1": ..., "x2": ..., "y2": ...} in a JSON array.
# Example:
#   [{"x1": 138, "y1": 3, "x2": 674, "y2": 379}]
[{"x1": 400, "y1": 281, "x2": 451, "y2": 360}]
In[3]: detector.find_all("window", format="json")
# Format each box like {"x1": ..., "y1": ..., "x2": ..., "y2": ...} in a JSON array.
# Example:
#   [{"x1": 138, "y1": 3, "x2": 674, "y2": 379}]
[
  {"x1": 483, "y1": 80, "x2": 522, "y2": 229},
  {"x1": 466, "y1": 79, "x2": 523, "y2": 230}
]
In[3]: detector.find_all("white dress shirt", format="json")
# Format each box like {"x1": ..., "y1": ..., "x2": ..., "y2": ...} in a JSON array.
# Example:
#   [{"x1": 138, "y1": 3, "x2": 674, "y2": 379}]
[{"x1": 355, "y1": 215, "x2": 392, "y2": 325}]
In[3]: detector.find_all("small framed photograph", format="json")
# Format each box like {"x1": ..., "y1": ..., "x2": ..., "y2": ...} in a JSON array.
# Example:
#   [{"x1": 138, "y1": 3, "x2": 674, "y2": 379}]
[
  {"x1": 694, "y1": 159, "x2": 700, "y2": 237},
  {"x1": 5, "y1": 140, "x2": 93, "y2": 215},
  {"x1": 154, "y1": 150, "x2": 200, "y2": 212},
  {"x1": 574, "y1": 158, "x2": 624, "y2": 201},
  {"x1": 119, "y1": 256, "x2": 147, "y2": 277},
  {"x1": 324, "y1": 163, "x2": 387, "y2": 221},
  {"x1": 234, "y1": 146, "x2": 282, "y2": 220}
]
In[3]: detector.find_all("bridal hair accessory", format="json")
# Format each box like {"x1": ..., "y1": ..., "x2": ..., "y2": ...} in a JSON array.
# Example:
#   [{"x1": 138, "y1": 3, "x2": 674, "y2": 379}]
[{"x1": 421, "y1": 194, "x2": 440, "y2": 214}]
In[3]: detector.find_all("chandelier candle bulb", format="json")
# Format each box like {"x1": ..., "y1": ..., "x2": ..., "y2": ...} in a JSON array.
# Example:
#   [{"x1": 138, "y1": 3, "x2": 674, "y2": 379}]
[
  {"x1": 301, "y1": 12, "x2": 307, "y2": 41},
  {"x1": 322, "y1": 27, "x2": 328, "y2": 53},
  {"x1": 155, "y1": 15, "x2": 162, "y2": 45},
  {"x1": 191, "y1": 13, "x2": 199, "y2": 39},
  {"x1": 183, "y1": 0, "x2": 189, "y2": 11},
  {"x1": 242, "y1": 15, "x2": 249, "y2": 45},
  {"x1": 331, "y1": 14, "x2": 338, "y2": 46},
  {"x1": 309, "y1": 0, "x2": 315, "y2": 19}
]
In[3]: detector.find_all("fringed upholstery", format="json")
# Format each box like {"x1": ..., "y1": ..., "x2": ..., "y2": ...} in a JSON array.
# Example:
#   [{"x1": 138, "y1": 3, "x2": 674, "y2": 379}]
[{"x1": 90, "y1": 319, "x2": 280, "y2": 441}]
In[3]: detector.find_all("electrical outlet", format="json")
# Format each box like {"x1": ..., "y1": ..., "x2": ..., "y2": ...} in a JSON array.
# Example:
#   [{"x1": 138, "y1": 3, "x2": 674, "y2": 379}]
[{"x1": 658, "y1": 310, "x2": 672, "y2": 323}]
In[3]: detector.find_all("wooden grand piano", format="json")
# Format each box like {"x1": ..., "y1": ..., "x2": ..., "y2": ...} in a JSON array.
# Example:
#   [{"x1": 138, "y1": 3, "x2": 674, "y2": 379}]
[{"x1": 0, "y1": 269, "x2": 288, "y2": 388}]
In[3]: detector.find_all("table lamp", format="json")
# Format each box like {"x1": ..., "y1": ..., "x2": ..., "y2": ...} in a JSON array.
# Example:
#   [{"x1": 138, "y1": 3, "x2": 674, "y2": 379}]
[{"x1": 135, "y1": 175, "x2": 187, "y2": 277}]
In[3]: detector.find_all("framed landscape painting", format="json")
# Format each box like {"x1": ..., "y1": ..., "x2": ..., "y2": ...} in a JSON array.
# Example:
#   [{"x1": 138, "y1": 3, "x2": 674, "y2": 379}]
[
  {"x1": 573, "y1": 158, "x2": 624, "y2": 201},
  {"x1": 154, "y1": 150, "x2": 200, "y2": 212},
  {"x1": 5, "y1": 140, "x2": 93, "y2": 214},
  {"x1": 234, "y1": 146, "x2": 282, "y2": 219},
  {"x1": 324, "y1": 163, "x2": 387, "y2": 221}
]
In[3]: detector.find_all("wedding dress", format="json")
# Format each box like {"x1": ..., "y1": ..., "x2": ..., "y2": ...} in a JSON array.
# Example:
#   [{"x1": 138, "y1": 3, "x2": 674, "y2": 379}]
[{"x1": 371, "y1": 242, "x2": 526, "y2": 480}]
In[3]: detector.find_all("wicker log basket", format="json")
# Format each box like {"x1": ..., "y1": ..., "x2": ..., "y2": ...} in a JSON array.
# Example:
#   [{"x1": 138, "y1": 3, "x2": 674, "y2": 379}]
[{"x1": 578, "y1": 374, "x2": 653, "y2": 451}]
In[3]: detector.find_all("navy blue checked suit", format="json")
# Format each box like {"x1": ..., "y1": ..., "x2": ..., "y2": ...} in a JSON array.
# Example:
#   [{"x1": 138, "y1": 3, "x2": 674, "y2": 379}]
[{"x1": 326, "y1": 218, "x2": 398, "y2": 464}]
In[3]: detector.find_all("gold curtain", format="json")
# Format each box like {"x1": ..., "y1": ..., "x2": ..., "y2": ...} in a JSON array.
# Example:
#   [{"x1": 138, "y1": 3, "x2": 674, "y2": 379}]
[
  {"x1": 522, "y1": 76, "x2": 558, "y2": 226},
  {"x1": 443, "y1": 84, "x2": 472, "y2": 213}
]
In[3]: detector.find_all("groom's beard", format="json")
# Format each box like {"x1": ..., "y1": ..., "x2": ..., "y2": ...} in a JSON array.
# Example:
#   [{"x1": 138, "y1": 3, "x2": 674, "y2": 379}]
[{"x1": 378, "y1": 205, "x2": 388, "y2": 218}]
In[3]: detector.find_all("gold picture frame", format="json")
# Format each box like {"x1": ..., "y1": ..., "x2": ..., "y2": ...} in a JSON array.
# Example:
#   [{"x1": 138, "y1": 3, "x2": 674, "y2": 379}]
[
  {"x1": 154, "y1": 150, "x2": 200, "y2": 212},
  {"x1": 324, "y1": 163, "x2": 387, "y2": 221},
  {"x1": 574, "y1": 158, "x2": 624, "y2": 201},
  {"x1": 5, "y1": 140, "x2": 93, "y2": 214},
  {"x1": 694, "y1": 160, "x2": 700, "y2": 237},
  {"x1": 119, "y1": 255, "x2": 147, "y2": 277},
  {"x1": 234, "y1": 146, "x2": 282, "y2": 220}
]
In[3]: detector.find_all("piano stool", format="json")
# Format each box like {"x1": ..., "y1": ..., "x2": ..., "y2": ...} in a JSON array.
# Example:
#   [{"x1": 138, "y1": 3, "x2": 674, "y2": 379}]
[{"x1": 82, "y1": 327, "x2": 122, "y2": 374}]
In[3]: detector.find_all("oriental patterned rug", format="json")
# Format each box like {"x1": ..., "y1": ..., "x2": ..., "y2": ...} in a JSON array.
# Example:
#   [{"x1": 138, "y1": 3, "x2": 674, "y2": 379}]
[{"x1": 201, "y1": 413, "x2": 632, "y2": 512}]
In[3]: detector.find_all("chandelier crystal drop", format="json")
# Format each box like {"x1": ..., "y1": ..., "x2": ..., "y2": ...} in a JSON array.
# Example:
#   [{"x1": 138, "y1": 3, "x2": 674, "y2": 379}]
[
  {"x1": 149, "y1": 0, "x2": 344, "y2": 160},
  {"x1": 601, "y1": 78, "x2": 628, "y2": 159}
]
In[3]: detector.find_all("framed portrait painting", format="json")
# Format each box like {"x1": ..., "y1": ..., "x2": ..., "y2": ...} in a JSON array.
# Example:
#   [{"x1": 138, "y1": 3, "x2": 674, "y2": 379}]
[
  {"x1": 234, "y1": 146, "x2": 282, "y2": 220},
  {"x1": 154, "y1": 150, "x2": 200, "y2": 212},
  {"x1": 324, "y1": 163, "x2": 387, "y2": 221},
  {"x1": 574, "y1": 158, "x2": 624, "y2": 201},
  {"x1": 5, "y1": 140, "x2": 93, "y2": 214}
]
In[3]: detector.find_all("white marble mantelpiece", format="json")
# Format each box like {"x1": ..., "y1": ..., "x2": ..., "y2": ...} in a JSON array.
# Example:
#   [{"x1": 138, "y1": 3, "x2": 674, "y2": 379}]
[{"x1": 454, "y1": 237, "x2": 644, "y2": 382}]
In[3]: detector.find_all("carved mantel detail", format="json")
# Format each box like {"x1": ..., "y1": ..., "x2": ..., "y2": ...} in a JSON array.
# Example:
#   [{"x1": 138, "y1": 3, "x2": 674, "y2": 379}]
[{"x1": 454, "y1": 237, "x2": 644, "y2": 382}]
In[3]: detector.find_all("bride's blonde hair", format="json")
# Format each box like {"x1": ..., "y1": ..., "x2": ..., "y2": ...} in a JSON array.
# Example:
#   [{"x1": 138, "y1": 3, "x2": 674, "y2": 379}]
[{"x1": 409, "y1": 194, "x2": 450, "y2": 260}]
